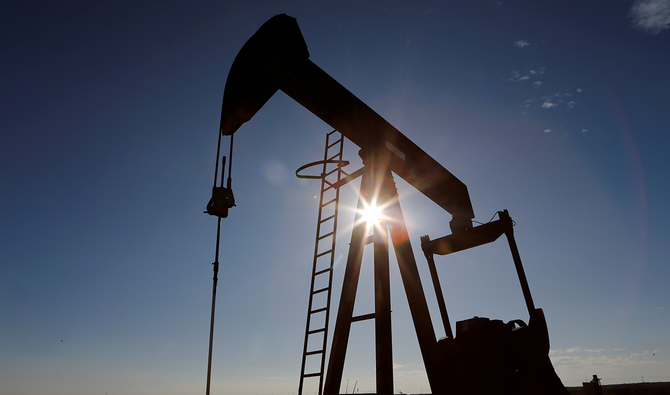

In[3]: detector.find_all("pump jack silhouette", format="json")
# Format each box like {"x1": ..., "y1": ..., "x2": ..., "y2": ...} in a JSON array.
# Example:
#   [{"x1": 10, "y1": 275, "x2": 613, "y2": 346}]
[{"x1": 208, "y1": 14, "x2": 569, "y2": 395}]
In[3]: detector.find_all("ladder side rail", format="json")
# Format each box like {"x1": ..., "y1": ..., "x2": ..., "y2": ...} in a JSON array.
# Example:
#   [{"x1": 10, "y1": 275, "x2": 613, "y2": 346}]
[
  {"x1": 318, "y1": 133, "x2": 344, "y2": 394},
  {"x1": 298, "y1": 134, "x2": 334, "y2": 395},
  {"x1": 298, "y1": 131, "x2": 345, "y2": 395}
]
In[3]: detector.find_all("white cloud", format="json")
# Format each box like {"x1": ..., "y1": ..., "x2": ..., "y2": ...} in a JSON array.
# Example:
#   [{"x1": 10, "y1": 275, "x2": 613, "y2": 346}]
[
  {"x1": 534, "y1": 81, "x2": 543, "y2": 87},
  {"x1": 514, "y1": 39, "x2": 530, "y2": 48},
  {"x1": 629, "y1": 0, "x2": 670, "y2": 34},
  {"x1": 542, "y1": 101, "x2": 559, "y2": 108},
  {"x1": 509, "y1": 68, "x2": 545, "y2": 82},
  {"x1": 508, "y1": 71, "x2": 531, "y2": 82},
  {"x1": 576, "y1": 88, "x2": 583, "y2": 93},
  {"x1": 551, "y1": 347, "x2": 668, "y2": 373},
  {"x1": 567, "y1": 101, "x2": 577, "y2": 108},
  {"x1": 582, "y1": 128, "x2": 589, "y2": 132},
  {"x1": 544, "y1": 129, "x2": 552, "y2": 133},
  {"x1": 552, "y1": 347, "x2": 605, "y2": 354},
  {"x1": 390, "y1": 367, "x2": 430, "y2": 389}
]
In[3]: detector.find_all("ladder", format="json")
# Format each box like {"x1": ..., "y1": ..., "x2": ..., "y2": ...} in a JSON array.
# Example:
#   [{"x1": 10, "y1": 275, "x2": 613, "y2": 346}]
[{"x1": 298, "y1": 131, "x2": 347, "y2": 395}]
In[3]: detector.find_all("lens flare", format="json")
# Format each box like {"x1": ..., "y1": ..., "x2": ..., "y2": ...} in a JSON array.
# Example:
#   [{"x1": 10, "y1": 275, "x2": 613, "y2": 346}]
[{"x1": 361, "y1": 201, "x2": 382, "y2": 226}]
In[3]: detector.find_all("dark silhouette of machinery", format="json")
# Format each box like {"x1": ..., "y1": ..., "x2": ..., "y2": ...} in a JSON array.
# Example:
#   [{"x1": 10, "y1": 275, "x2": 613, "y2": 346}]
[{"x1": 209, "y1": 14, "x2": 569, "y2": 395}]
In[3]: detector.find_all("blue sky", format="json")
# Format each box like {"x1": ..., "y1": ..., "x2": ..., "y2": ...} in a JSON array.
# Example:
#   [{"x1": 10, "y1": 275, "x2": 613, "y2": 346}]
[{"x1": 2, "y1": 1, "x2": 670, "y2": 394}]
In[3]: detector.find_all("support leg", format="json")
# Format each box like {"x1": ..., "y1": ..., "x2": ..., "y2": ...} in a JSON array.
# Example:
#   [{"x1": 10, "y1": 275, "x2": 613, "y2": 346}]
[
  {"x1": 323, "y1": 170, "x2": 371, "y2": 395},
  {"x1": 381, "y1": 173, "x2": 446, "y2": 395},
  {"x1": 499, "y1": 210, "x2": 535, "y2": 317},
  {"x1": 374, "y1": 210, "x2": 393, "y2": 395},
  {"x1": 421, "y1": 236, "x2": 453, "y2": 339}
]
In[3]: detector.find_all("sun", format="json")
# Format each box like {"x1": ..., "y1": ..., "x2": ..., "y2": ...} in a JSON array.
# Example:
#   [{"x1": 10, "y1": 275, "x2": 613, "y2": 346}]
[{"x1": 360, "y1": 201, "x2": 382, "y2": 226}]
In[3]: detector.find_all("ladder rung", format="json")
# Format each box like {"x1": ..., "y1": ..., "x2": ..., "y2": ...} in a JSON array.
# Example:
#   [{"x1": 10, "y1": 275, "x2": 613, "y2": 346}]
[
  {"x1": 311, "y1": 307, "x2": 328, "y2": 314},
  {"x1": 320, "y1": 214, "x2": 335, "y2": 223},
  {"x1": 303, "y1": 372, "x2": 322, "y2": 378},
  {"x1": 305, "y1": 349, "x2": 324, "y2": 356},
  {"x1": 322, "y1": 198, "x2": 337, "y2": 207},
  {"x1": 324, "y1": 167, "x2": 339, "y2": 177},
  {"x1": 318, "y1": 231, "x2": 334, "y2": 240},
  {"x1": 316, "y1": 250, "x2": 332, "y2": 258},
  {"x1": 315, "y1": 267, "x2": 331, "y2": 276},
  {"x1": 327, "y1": 139, "x2": 341, "y2": 149},
  {"x1": 324, "y1": 182, "x2": 343, "y2": 192},
  {"x1": 313, "y1": 287, "x2": 329, "y2": 294},
  {"x1": 351, "y1": 312, "x2": 376, "y2": 322},
  {"x1": 364, "y1": 235, "x2": 374, "y2": 245},
  {"x1": 308, "y1": 328, "x2": 326, "y2": 335}
]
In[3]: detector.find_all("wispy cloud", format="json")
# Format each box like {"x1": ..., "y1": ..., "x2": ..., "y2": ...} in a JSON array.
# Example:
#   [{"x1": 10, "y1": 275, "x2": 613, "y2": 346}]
[
  {"x1": 390, "y1": 364, "x2": 430, "y2": 390},
  {"x1": 514, "y1": 39, "x2": 531, "y2": 49},
  {"x1": 508, "y1": 70, "x2": 526, "y2": 82},
  {"x1": 509, "y1": 69, "x2": 543, "y2": 83},
  {"x1": 552, "y1": 347, "x2": 605, "y2": 354},
  {"x1": 551, "y1": 348, "x2": 666, "y2": 371},
  {"x1": 522, "y1": 92, "x2": 579, "y2": 110},
  {"x1": 629, "y1": 0, "x2": 670, "y2": 34},
  {"x1": 507, "y1": 69, "x2": 587, "y2": 137}
]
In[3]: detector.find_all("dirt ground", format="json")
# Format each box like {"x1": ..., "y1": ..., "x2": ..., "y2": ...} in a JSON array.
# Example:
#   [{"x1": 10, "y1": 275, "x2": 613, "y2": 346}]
[{"x1": 566, "y1": 382, "x2": 670, "y2": 395}]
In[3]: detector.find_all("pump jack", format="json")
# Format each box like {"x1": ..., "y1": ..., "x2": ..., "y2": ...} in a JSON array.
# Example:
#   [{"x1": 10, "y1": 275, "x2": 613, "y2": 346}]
[{"x1": 209, "y1": 14, "x2": 568, "y2": 395}]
